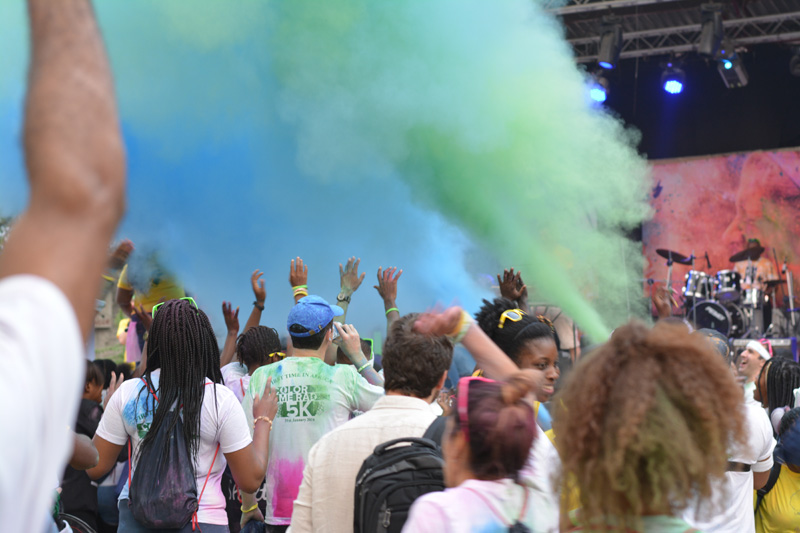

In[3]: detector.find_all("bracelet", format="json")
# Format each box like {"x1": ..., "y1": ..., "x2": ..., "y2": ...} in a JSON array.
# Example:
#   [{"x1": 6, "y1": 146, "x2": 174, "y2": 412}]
[
  {"x1": 253, "y1": 301, "x2": 265, "y2": 311},
  {"x1": 385, "y1": 307, "x2": 399, "y2": 316},
  {"x1": 447, "y1": 310, "x2": 474, "y2": 344},
  {"x1": 254, "y1": 415, "x2": 273, "y2": 430},
  {"x1": 292, "y1": 284, "x2": 308, "y2": 290},
  {"x1": 241, "y1": 502, "x2": 259, "y2": 514},
  {"x1": 357, "y1": 361, "x2": 372, "y2": 373}
]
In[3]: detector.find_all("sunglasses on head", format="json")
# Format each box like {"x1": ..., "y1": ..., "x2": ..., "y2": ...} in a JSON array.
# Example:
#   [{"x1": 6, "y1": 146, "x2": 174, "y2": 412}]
[
  {"x1": 498, "y1": 308, "x2": 526, "y2": 329},
  {"x1": 456, "y1": 376, "x2": 495, "y2": 442},
  {"x1": 151, "y1": 296, "x2": 198, "y2": 318}
]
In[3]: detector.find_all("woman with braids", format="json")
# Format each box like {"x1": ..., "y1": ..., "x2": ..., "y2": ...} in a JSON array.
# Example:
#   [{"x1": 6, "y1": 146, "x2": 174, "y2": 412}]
[
  {"x1": 754, "y1": 357, "x2": 800, "y2": 423},
  {"x1": 87, "y1": 299, "x2": 278, "y2": 532},
  {"x1": 223, "y1": 326, "x2": 284, "y2": 403},
  {"x1": 756, "y1": 407, "x2": 800, "y2": 532},
  {"x1": 553, "y1": 320, "x2": 747, "y2": 532},
  {"x1": 475, "y1": 298, "x2": 559, "y2": 430}
]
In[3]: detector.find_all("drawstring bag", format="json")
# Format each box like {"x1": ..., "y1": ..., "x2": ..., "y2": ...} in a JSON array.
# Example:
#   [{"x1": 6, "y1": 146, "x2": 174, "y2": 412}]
[{"x1": 128, "y1": 378, "x2": 219, "y2": 530}]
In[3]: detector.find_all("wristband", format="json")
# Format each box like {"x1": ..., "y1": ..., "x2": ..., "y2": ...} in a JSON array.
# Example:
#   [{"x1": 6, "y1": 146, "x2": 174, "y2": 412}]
[
  {"x1": 254, "y1": 415, "x2": 273, "y2": 430},
  {"x1": 447, "y1": 310, "x2": 474, "y2": 344},
  {"x1": 357, "y1": 361, "x2": 372, "y2": 373},
  {"x1": 385, "y1": 307, "x2": 399, "y2": 316},
  {"x1": 253, "y1": 301, "x2": 265, "y2": 311},
  {"x1": 241, "y1": 502, "x2": 259, "y2": 514},
  {"x1": 292, "y1": 284, "x2": 308, "y2": 290}
]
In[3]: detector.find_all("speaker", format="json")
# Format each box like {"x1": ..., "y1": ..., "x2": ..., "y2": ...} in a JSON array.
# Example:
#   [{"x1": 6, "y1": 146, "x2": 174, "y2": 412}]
[{"x1": 731, "y1": 338, "x2": 798, "y2": 362}]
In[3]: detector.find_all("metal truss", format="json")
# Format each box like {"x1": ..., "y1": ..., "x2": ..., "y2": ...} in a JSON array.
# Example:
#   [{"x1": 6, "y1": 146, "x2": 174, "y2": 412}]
[
  {"x1": 564, "y1": 10, "x2": 800, "y2": 62},
  {"x1": 543, "y1": 0, "x2": 685, "y2": 16}
]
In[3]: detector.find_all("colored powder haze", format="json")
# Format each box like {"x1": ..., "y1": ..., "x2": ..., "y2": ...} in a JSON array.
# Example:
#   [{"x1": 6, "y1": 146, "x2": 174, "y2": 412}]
[{"x1": 0, "y1": 0, "x2": 649, "y2": 342}]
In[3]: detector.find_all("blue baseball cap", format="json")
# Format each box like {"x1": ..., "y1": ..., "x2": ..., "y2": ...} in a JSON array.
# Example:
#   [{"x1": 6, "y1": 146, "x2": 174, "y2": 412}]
[{"x1": 287, "y1": 295, "x2": 344, "y2": 337}]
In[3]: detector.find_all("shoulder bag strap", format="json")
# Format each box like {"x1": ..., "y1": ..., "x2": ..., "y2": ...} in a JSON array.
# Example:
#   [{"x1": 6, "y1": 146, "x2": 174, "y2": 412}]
[
  {"x1": 755, "y1": 462, "x2": 782, "y2": 515},
  {"x1": 191, "y1": 443, "x2": 221, "y2": 531}
]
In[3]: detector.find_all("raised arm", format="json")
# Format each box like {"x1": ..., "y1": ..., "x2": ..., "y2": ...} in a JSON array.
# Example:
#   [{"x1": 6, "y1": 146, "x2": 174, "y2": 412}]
[
  {"x1": 0, "y1": 0, "x2": 126, "y2": 342},
  {"x1": 333, "y1": 322, "x2": 384, "y2": 387},
  {"x1": 497, "y1": 268, "x2": 530, "y2": 314},
  {"x1": 220, "y1": 301, "x2": 240, "y2": 368},
  {"x1": 335, "y1": 257, "x2": 365, "y2": 323},
  {"x1": 374, "y1": 266, "x2": 402, "y2": 336},
  {"x1": 244, "y1": 269, "x2": 266, "y2": 332},
  {"x1": 413, "y1": 306, "x2": 519, "y2": 381},
  {"x1": 289, "y1": 257, "x2": 309, "y2": 304}
]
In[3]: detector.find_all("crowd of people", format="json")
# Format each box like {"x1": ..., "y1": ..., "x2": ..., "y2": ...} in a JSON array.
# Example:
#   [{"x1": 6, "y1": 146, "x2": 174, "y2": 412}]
[{"x1": 4, "y1": 1, "x2": 800, "y2": 533}]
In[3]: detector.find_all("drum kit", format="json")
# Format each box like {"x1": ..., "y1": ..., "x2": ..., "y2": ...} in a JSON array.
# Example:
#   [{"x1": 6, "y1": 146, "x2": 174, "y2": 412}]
[{"x1": 654, "y1": 246, "x2": 799, "y2": 339}]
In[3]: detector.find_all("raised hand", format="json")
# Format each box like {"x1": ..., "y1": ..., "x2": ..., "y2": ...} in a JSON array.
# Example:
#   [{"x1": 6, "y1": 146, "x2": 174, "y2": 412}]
[
  {"x1": 374, "y1": 266, "x2": 402, "y2": 303},
  {"x1": 340, "y1": 257, "x2": 366, "y2": 296},
  {"x1": 289, "y1": 257, "x2": 308, "y2": 288},
  {"x1": 413, "y1": 306, "x2": 463, "y2": 337},
  {"x1": 497, "y1": 268, "x2": 527, "y2": 302},
  {"x1": 251, "y1": 270, "x2": 266, "y2": 304},
  {"x1": 108, "y1": 239, "x2": 134, "y2": 271},
  {"x1": 222, "y1": 301, "x2": 240, "y2": 334},
  {"x1": 651, "y1": 283, "x2": 677, "y2": 319}
]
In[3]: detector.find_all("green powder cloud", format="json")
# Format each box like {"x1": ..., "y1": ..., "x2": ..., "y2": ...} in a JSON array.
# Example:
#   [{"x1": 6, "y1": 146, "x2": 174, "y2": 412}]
[{"x1": 262, "y1": 0, "x2": 651, "y2": 340}]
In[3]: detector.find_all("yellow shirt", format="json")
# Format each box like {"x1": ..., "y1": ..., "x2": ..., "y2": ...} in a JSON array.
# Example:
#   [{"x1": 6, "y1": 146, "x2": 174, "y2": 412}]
[
  {"x1": 756, "y1": 465, "x2": 800, "y2": 533},
  {"x1": 116, "y1": 264, "x2": 185, "y2": 312}
]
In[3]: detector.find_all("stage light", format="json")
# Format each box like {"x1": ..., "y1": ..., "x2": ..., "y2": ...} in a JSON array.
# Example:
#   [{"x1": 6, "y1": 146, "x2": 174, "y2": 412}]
[
  {"x1": 698, "y1": 4, "x2": 724, "y2": 57},
  {"x1": 589, "y1": 74, "x2": 609, "y2": 103},
  {"x1": 597, "y1": 18, "x2": 622, "y2": 70},
  {"x1": 717, "y1": 53, "x2": 748, "y2": 88},
  {"x1": 661, "y1": 63, "x2": 685, "y2": 95}
]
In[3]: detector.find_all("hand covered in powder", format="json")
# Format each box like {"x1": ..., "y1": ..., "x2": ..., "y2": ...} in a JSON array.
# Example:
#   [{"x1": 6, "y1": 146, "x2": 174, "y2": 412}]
[
  {"x1": 340, "y1": 257, "x2": 366, "y2": 296},
  {"x1": 413, "y1": 306, "x2": 463, "y2": 337}
]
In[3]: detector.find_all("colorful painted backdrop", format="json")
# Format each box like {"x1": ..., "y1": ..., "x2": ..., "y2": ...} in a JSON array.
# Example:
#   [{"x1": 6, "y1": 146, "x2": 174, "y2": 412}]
[{"x1": 643, "y1": 148, "x2": 800, "y2": 307}]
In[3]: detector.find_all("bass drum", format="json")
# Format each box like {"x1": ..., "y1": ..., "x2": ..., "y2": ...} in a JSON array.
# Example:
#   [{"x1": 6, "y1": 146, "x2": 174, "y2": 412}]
[{"x1": 688, "y1": 300, "x2": 748, "y2": 338}]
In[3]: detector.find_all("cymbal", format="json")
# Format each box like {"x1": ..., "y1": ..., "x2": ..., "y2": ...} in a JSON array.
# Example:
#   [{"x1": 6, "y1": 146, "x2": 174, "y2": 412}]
[
  {"x1": 729, "y1": 246, "x2": 765, "y2": 263},
  {"x1": 656, "y1": 249, "x2": 693, "y2": 265},
  {"x1": 765, "y1": 279, "x2": 786, "y2": 288}
]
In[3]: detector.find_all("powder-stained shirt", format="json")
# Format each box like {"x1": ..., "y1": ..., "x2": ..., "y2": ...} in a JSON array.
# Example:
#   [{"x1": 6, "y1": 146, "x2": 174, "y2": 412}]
[
  {"x1": 96, "y1": 370, "x2": 252, "y2": 525},
  {"x1": 243, "y1": 356, "x2": 384, "y2": 525}
]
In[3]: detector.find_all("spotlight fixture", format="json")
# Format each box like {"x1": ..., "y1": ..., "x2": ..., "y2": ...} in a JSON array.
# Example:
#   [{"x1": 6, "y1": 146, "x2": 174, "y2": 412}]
[
  {"x1": 589, "y1": 74, "x2": 609, "y2": 103},
  {"x1": 597, "y1": 17, "x2": 623, "y2": 70},
  {"x1": 661, "y1": 62, "x2": 686, "y2": 95},
  {"x1": 717, "y1": 51, "x2": 748, "y2": 88},
  {"x1": 698, "y1": 4, "x2": 724, "y2": 57}
]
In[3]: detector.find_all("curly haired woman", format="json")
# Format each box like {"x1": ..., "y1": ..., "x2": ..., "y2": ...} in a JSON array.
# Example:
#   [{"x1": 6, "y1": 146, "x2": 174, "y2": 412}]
[{"x1": 553, "y1": 320, "x2": 747, "y2": 532}]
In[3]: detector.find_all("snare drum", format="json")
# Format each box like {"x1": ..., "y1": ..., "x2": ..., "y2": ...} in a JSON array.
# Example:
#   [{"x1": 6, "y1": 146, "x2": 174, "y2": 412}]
[
  {"x1": 715, "y1": 270, "x2": 742, "y2": 302},
  {"x1": 684, "y1": 271, "x2": 714, "y2": 302}
]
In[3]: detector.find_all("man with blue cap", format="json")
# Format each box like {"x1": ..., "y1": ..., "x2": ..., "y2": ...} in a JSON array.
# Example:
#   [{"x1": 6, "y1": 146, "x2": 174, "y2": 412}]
[{"x1": 240, "y1": 295, "x2": 384, "y2": 532}]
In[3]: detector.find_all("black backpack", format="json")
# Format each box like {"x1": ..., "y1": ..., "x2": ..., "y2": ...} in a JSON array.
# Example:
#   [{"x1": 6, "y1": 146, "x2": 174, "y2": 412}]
[
  {"x1": 354, "y1": 437, "x2": 445, "y2": 533},
  {"x1": 128, "y1": 378, "x2": 219, "y2": 530}
]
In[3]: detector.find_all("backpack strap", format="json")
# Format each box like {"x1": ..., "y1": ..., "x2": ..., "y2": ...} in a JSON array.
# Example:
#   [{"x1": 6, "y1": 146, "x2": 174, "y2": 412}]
[
  {"x1": 191, "y1": 443, "x2": 221, "y2": 531},
  {"x1": 755, "y1": 462, "x2": 782, "y2": 515},
  {"x1": 462, "y1": 483, "x2": 529, "y2": 530},
  {"x1": 240, "y1": 378, "x2": 245, "y2": 398}
]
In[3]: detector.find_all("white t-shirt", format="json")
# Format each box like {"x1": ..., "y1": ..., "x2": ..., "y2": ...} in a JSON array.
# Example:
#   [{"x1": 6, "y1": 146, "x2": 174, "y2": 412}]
[
  {"x1": 403, "y1": 433, "x2": 560, "y2": 533},
  {"x1": 221, "y1": 361, "x2": 250, "y2": 402},
  {"x1": 96, "y1": 369, "x2": 252, "y2": 525},
  {"x1": 682, "y1": 400, "x2": 775, "y2": 532},
  {"x1": 0, "y1": 276, "x2": 84, "y2": 533},
  {"x1": 243, "y1": 356, "x2": 384, "y2": 525}
]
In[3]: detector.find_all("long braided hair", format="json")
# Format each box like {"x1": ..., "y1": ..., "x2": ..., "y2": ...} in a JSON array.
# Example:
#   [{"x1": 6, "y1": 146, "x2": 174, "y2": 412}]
[
  {"x1": 758, "y1": 357, "x2": 800, "y2": 415},
  {"x1": 137, "y1": 299, "x2": 223, "y2": 466},
  {"x1": 237, "y1": 326, "x2": 283, "y2": 369}
]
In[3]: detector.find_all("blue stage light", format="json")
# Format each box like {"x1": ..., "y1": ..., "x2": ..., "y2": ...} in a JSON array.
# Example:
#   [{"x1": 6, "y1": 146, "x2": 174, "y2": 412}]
[
  {"x1": 722, "y1": 59, "x2": 733, "y2": 70},
  {"x1": 590, "y1": 86, "x2": 607, "y2": 102},
  {"x1": 663, "y1": 80, "x2": 683, "y2": 94}
]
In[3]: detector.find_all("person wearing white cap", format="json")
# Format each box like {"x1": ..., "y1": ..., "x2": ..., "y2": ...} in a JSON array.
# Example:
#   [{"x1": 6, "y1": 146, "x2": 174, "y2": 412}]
[{"x1": 739, "y1": 340, "x2": 772, "y2": 404}]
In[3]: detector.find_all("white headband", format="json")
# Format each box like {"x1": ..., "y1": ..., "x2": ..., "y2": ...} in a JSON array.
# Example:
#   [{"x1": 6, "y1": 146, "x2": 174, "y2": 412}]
[{"x1": 747, "y1": 340, "x2": 771, "y2": 361}]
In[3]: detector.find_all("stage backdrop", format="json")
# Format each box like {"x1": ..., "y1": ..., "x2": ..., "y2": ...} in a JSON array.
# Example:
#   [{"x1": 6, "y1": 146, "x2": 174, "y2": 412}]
[{"x1": 643, "y1": 148, "x2": 800, "y2": 307}]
